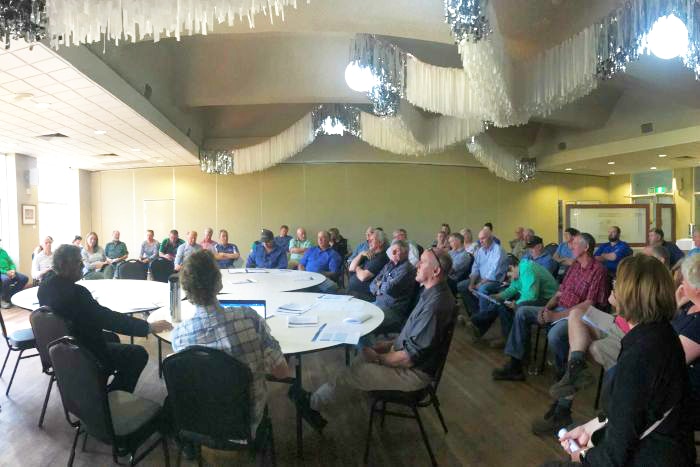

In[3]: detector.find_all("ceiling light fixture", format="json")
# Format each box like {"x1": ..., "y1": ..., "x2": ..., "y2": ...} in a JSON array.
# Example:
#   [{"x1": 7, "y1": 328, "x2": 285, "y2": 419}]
[
  {"x1": 609, "y1": 171, "x2": 616, "y2": 175},
  {"x1": 648, "y1": 14, "x2": 689, "y2": 60},
  {"x1": 650, "y1": 166, "x2": 657, "y2": 170},
  {"x1": 94, "y1": 130, "x2": 107, "y2": 135},
  {"x1": 565, "y1": 168, "x2": 572, "y2": 171},
  {"x1": 33, "y1": 102, "x2": 51, "y2": 109},
  {"x1": 607, "y1": 161, "x2": 615, "y2": 165},
  {"x1": 344, "y1": 61, "x2": 379, "y2": 93},
  {"x1": 156, "y1": 159, "x2": 164, "y2": 163},
  {"x1": 130, "y1": 148, "x2": 140, "y2": 152},
  {"x1": 658, "y1": 154, "x2": 667, "y2": 158}
]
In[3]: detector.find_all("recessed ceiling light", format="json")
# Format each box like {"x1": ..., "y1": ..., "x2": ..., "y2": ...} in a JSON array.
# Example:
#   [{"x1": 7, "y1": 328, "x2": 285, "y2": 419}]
[
  {"x1": 94, "y1": 130, "x2": 107, "y2": 135},
  {"x1": 658, "y1": 154, "x2": 667, "y2": 158},
  {"x1": 565, "y1": 168, "x2": 572, "y2": 171},
  {"x1": 34, "y1": 102, "x2": 51, "y2": 109},
  {"x1": 156, "y1": 159, "x2": 164, "y2": 163},
  {"x1": 609, "y1": 171, "x2": 616, "y2": 175},
  {"x1": 650, "y1": 166, "x2": 657, "y2": 170},
  {"x1": 607, "y1": 161, "x2": 615, "y2": 165},
  {"x1": 130, "y1": 148, "x2": 140, "y2": 152}
]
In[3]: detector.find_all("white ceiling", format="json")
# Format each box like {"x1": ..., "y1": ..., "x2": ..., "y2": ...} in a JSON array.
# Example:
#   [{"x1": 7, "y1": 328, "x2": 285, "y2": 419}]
[{"x1": 0, "y1": 40, "x2": 198, "y2": 170}]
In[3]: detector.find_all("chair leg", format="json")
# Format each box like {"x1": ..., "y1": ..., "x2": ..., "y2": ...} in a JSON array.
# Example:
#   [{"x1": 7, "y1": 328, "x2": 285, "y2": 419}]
[
  {"x1": 594, "y1": 366, "x2": 605, "y2": 410},
  {"x1": 68, "y1": 426, "x2": 81, "y2": 467},
  {"x1": 158, "y1": 338, "x2": 163, "y2": 379},
  {"x1": 6, "y1": 349, "x2": 23, "y2": 396},
  {"x1": 345, "y1": 345, "x2": 350, "y2": 367},
  {"x1": 162, "y1": 437, "x2": 170, "y2": 467},
  {"x1": 539, "y1": 335, "x2": 549, "y2": 374},
  {"x1": 82, "y1": 431, "x2": 88, "y2": 452},
  {"x1": 268, "y1": 424, "x2": 277, "y2": 467},
  {"x1": 432, "y1": 397, "x2": 448, "y2": 434},
  {"x1": 0, "y1": 346, "x2": 10, "y2": 378},
  {"x1": 38, "y1": 376, "x2": 55, "y2": 427},
  {"x1": 380, "y1": 401, "x2": 387, "y2": 429},
  {"x1": 175, "y1": 446, "x2": 182, "y2": 467},
  {"x1": 363, "y1": 399, "x2": 379, "y2": 464},
  {"x1": 413, "y1": 407, "x2": 437, "y2": 467}
]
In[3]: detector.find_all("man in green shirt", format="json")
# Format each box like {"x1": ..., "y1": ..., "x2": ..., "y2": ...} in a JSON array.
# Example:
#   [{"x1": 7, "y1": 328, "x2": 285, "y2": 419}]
[
  {"x1": 0, "y1": 245, "x2": 29, "y2": 308},
  {"x1": 103, "y1": 230, "x2": 129, "y2": 279},
  {"x1": 159, "y1": 230, "x2": 184, "y2": 262},
  {"x1": 489, "y1": 257, "x2": 559, "y2": 341}
]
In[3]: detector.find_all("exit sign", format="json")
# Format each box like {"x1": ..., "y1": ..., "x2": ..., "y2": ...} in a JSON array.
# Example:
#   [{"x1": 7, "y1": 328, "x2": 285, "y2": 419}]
[{"x1": 648, "y1": 186, "x2": 667, "y2": 194}]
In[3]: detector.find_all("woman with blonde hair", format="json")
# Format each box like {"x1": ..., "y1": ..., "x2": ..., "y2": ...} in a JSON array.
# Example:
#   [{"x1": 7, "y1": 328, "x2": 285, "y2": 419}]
[
  {"x1": 81, "y1": 232, "x2": 107, "y2": 280},
  {"x1": 548, "y1": 254, "x2": 694, "y2": 466}
]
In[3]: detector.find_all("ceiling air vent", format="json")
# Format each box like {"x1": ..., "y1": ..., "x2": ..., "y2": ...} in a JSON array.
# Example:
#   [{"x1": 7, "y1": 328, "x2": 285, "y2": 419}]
[
  {"x1": 641, "y1": 122, "x2": 654, "y2": 134},
  {"x1": 36, "y1": 133, "x2": 69, "y2": 141},
  {"x1": 672, "y1": 155, "x2": 696, "y2": 160}
]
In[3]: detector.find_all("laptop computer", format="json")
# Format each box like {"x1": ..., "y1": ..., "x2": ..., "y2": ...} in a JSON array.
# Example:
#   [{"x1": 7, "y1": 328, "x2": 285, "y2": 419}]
[{"x1": 220, "y1": 299, "x2": 267, "y2": 320}]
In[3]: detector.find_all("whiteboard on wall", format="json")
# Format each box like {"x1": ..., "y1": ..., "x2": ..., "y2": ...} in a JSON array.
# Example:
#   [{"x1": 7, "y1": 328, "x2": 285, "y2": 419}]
[{"x1": 566, "y1": 204, "x2": 650, "y2": 246}]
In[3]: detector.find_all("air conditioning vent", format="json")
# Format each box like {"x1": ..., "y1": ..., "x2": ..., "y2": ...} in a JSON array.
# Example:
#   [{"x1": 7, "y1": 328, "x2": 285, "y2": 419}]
[
  {"x1": 641, "y1": 122, "x2": 654, "y2": 134},
  {"x1": 672, "y1": 155, "x2": 696, "y2": 160},
  {"x1": 36, "y1": 133, "x2": 69, "y2": 140}
]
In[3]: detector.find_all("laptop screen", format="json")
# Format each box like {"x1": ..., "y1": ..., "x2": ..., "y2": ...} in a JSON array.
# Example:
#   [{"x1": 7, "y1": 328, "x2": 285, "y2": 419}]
[{"x1": 220, "y1": 299, "x2": 267, "y2": 319}]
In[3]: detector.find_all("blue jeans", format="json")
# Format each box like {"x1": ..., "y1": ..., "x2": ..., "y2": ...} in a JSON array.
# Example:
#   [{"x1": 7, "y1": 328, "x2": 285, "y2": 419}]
[
  {"x1": 468, "y1": 282, "x2": 506, "y2": 336},
  {"x1": 504, "y1": 305, "x2": 570, "y2": 373},
  {"x1": 496, "y1": 299, "x2": 549, "y2": 339},
  {"x1": 1, "y1": 272, "x2": 29, "y2": 302}
]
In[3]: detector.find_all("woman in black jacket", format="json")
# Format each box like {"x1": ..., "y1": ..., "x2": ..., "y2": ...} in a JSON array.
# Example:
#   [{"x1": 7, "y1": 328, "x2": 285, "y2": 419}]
[{"x1": 548, "y1": 254, "x2": 695, "y2": 466}]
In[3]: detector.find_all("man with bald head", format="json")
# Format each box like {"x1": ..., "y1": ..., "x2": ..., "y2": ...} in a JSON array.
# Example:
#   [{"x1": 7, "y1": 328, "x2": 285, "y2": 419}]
[
  {"x1": 199, "y1": 227, "x2": 218, "y2": 253},
  {"x1": 103, "y1": 230, "x2": 128, "y2": 279},
  {"x1": 289, "y1": 247, "x2": 456, "y2": 431},
  {"x1": 174, "y1": 231, "x2": 202, "y2": 272},
  {"x1": 289, "y1": 227, "x2": 312, "y2": 269},
  {"x1": 510, "y1": 227, "x2": 526, "y2": 258},
  {"x1": 457, "y1": 227, "x2": 507, "y2": 318},
  {"x1": 299, "y1": 231, "x2": 343, "y2": 293},
  {"x1": 371, "y1": 239, "x2": 417, "y2": 333},
  {"x1": 388, "y1": 228, "x2": 420, "y2": 266}
]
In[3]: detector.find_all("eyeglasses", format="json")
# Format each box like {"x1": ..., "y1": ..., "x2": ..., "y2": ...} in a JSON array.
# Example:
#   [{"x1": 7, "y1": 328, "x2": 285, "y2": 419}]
[{"x1": 428, "y1": 247, "x2": 444, "y2": 271}]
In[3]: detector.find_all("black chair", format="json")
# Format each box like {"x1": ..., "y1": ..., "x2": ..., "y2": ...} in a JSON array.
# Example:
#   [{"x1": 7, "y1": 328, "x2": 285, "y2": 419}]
[
  {"x1": 117, "y1": 260, "x2": 148, "y2": 280},
  {"x1": 530, "y1": 323, "x2": 549, "y2": 375},
  {"x1": 30, "y1": 307, "x2": 71, "y2": 427},
  {"x1": 544, "y1": 242, "x2": 559, "y2": 257},
  {"x1": 416, "y1": 244, "x2": 425, "y2": 257},
  {"x1": 150, "y1": 258, "x2": 175, "y2": 283},
  {"x1": 0, "y1": 305, "x2": 38, "y2": 396},
  {"x1": 163, "y1": 346, "x2": 276, "y2": 466},
  {"x1": 48, "y1": 337, "x2": 169, "y2": 467},
  {"x1": 363, "y1": 308, "x2": 457, "y2": 466}
]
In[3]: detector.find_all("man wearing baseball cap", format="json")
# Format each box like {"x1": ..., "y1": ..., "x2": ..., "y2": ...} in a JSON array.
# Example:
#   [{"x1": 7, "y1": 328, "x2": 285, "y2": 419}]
[
  {"x1": 522, "y1": 235, "x2": 557, "y2": 276},
  {"x1": 246, "y1": 229, "x2": 288, "y2": 269}
]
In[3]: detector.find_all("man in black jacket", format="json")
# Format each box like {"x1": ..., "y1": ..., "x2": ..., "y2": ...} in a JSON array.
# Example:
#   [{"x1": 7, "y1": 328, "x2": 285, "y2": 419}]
[{"x1": 38, "y1": 244, "x2": 171, "y2": 392}]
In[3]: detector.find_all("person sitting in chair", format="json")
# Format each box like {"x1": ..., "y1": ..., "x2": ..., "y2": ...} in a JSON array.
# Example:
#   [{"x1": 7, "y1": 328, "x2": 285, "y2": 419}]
[
  {"x1": 370, "y1": 239, "x2": 417, "y2": 334},
  {"x1": 38, "y1": 244, "x2": 172, "y2": 392},
  {"x1": 288, "y1": 248, "x2": 456, "y2": 432}
]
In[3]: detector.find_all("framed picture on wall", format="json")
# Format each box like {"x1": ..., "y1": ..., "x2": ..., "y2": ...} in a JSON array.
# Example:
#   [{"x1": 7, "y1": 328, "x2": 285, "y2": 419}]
[{"x1": 22, "y1": 204, "x2": 36, "y2": 225}]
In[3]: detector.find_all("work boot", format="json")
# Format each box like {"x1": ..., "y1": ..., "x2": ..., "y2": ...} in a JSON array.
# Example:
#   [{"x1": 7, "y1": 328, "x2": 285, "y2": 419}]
[
  {"x1": 492, "y1": 358, "x2": 525, "y2": 381},
  {"x1": 531, "y1": 403, "x2": 572, "y2": 436},
  {"x1": 549, "y1": 359, "x2": 595, "y2": 399}
]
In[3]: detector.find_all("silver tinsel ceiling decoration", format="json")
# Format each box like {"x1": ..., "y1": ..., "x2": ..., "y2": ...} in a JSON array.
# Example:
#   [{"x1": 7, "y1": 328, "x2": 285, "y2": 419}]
[
  {"x1": 517, "y1": 158, "x2": 536, "y2": 183},
  {"x1": 0, "y1": 0, "x2": 46, "y2": 49},
  {"x1": 199, "y1": 149, "x2": 234, "y2": 175},
  {"x1": 444, "y1": 0, "x2": 491, "y2": 43},
  {"x1": 311, "y1": 104, "x2": 361, "y2": 137},
  {"x1": 350, "y1": 35, "x2": 406, "y2": 117}
]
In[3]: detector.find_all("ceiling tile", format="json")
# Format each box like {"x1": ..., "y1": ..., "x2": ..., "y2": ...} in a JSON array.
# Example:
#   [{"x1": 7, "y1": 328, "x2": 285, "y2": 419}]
[{"x1": 5, "y1": 65, "x2": 43, "y2": 79}]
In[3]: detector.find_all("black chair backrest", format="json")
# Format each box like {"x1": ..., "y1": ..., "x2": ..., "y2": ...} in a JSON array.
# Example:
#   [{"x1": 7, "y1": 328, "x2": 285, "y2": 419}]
[
  {"x1": 49, "y1": 337, "x2": 114, "y2": 443},
  {"x1": 151, "y1": 258, "x2": 175, "y2": 283},
  {"x1": 117, "y1": 259, "x2": 148, "y2": 280},
  {"x1": 416, "y1": 244, "x2": 425, "y2": 257},
  {"x1": 30, "y1": 307, "x2": 70, "y2": 373},
  {"x1": 163, "y1": 346, "x2": 253, "y2": 445},
  {"x1": 506, "y1": 253, "x2": 518, "y2": 268},
  {"x1": 432, "y1": 306, "x2": 458, "y2": 391},
  {"x1": 544, "y1": 242, "x2": 558, "y2": 257}
]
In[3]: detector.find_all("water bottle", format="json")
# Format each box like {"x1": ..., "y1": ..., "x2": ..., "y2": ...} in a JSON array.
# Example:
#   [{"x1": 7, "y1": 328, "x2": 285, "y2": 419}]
[{"x1": 169, "y1": 273, "x2": 181, "y2": 323}]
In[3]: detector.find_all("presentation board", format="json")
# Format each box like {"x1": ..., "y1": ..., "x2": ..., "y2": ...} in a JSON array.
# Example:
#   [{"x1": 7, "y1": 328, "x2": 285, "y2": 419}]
[{"x1": 566, "y1": 204, "x2": 650, "y2": 247}]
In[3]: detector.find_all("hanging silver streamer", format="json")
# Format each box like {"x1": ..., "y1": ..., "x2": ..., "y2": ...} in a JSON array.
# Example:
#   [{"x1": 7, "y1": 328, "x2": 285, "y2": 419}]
[
  {"x1": 311, "y1": 104, "x2": 361, "y2": 137},
  {"x1": 199, "y1": 149, "x2": 234, "y2": 175},
  {"x1": 444, "y1": 0, "x2": 491, "y2": 44},
  {"x1": 0, "y1": 0, "x2": 47, "y2": 49},
  {"x1": 516, "y1": 158, "x2": 536, "y2": 183},
  {"x1": 350, "y1": 35, "x2": 406, "y2": 117}
]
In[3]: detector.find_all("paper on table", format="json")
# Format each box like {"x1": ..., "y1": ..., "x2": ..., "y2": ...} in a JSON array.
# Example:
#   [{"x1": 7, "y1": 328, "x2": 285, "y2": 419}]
[
  {"x1": 229, "y1": 278, "x2": 257, "y2": 285},
  {"x1": 293, "y1": 276, "x2": 317, "y2": 282},
  {"x1": 318, "y1": 294, "x2": 353, "y2": 301},
  {"x1": 288, "y1": 315, "x2": 319, "y2": 327},
  {"x1": 343, "y1": 311, "x2": 372, "y2": 324},
  {"x1": 277, "y1": 302, "x2": 314, "y2": 315},
  {"x1": 227, "y1": 269, "x2": 247, "y2": 274},
  {"x1": 317, "y1": 324, "x2": 361, "y2": 345}
]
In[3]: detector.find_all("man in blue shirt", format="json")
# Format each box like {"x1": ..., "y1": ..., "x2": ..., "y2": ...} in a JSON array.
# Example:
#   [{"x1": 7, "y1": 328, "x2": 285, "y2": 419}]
[
  {"x1": 246, "y1": 229, "x2": 288, "y2": 269},
  {"x1": 347, "y1": 226, "x2": 375, "y2": 265},
  {"x1": 299, "y1": 231, "x2": 342, "y2": 293},
  {"x1": 274, "y1": 225, "x2": 292, "y2": 252},
  {"x1": 689, "y1": 230, "x2": 700, "y2": 257},
  {"x1": 649, "y1": 227, "x2": 684, "y2": 267},
  {"x1": 594, "y1": 226, "x2": 632, "y2": 275},
  {"x1": 522, "y1": 236, "x2": 558, "y2": 276},
  {"x1": 457, "y1": 228, "x2": 507, "y2": 333}
]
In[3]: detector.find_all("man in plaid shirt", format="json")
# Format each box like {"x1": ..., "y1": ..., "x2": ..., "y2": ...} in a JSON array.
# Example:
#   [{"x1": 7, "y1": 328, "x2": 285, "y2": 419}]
[{"x1": 172, "y1": 250, "x2": 289, "y2": 437}]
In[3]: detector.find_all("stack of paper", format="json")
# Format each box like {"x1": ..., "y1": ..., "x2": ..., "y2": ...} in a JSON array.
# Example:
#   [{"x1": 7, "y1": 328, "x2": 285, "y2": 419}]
[
  {"x1": 315, "y1": 324, "x2": 361, "y2": 345},
  {"x1": 288, "y1": 315, "x2": 319, "y2": 327},
  {"x1": 317, "y1": 294, "x2": 353, "y2": 301},
  {"x1": 229, "y1": 278, "x2": 256, "y2": 284},
  {"x1": 343, "y1": 311, "x2": 372, "y2": 324},
  {"x1": 277, "y1": 302, "x2": 314, "y2": 315}
]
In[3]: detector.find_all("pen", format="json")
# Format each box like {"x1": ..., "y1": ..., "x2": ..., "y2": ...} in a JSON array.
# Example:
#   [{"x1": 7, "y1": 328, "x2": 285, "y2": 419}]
[{"x1": 312, "y1": 323, "x2": 327, "y2": 342}]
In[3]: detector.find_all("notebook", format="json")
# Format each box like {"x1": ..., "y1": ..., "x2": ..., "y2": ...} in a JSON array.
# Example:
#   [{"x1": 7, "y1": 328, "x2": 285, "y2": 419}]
[{"x1": 220, "y1": 299, "x2": 267, "y2": 319}]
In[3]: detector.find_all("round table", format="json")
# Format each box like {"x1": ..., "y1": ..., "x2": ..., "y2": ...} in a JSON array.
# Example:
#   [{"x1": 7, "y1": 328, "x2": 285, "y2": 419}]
[
  {"x1": 11, "y1": 279, "x2": 170, "y2": 314},
  {"x1": 148, "y1": 290, "x2": 383, "y2": 457},
  {"x1": 220, "y1": 268, "x2": 326, "y2": 295}
]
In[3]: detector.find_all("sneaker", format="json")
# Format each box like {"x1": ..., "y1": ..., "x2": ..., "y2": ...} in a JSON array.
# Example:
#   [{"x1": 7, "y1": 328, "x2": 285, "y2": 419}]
[
  {"x1": 531, "y1": 404, "x2": 572, "y2": 436},
  {"x1": 287, "y1": 385, "x2": 327, "y2": 433},
  {"x1": 465, "y1": 320, "x2": 483, "y2": 341},
  {"x1": 492, "y1": 359, "x2": 525, "y2": 381},
  {"x1": 0, "y1": 300, "x2": 10, "y2": 309},
  {"x1": 549, "y1": 360, "x2": 595, "y2": 399}
]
